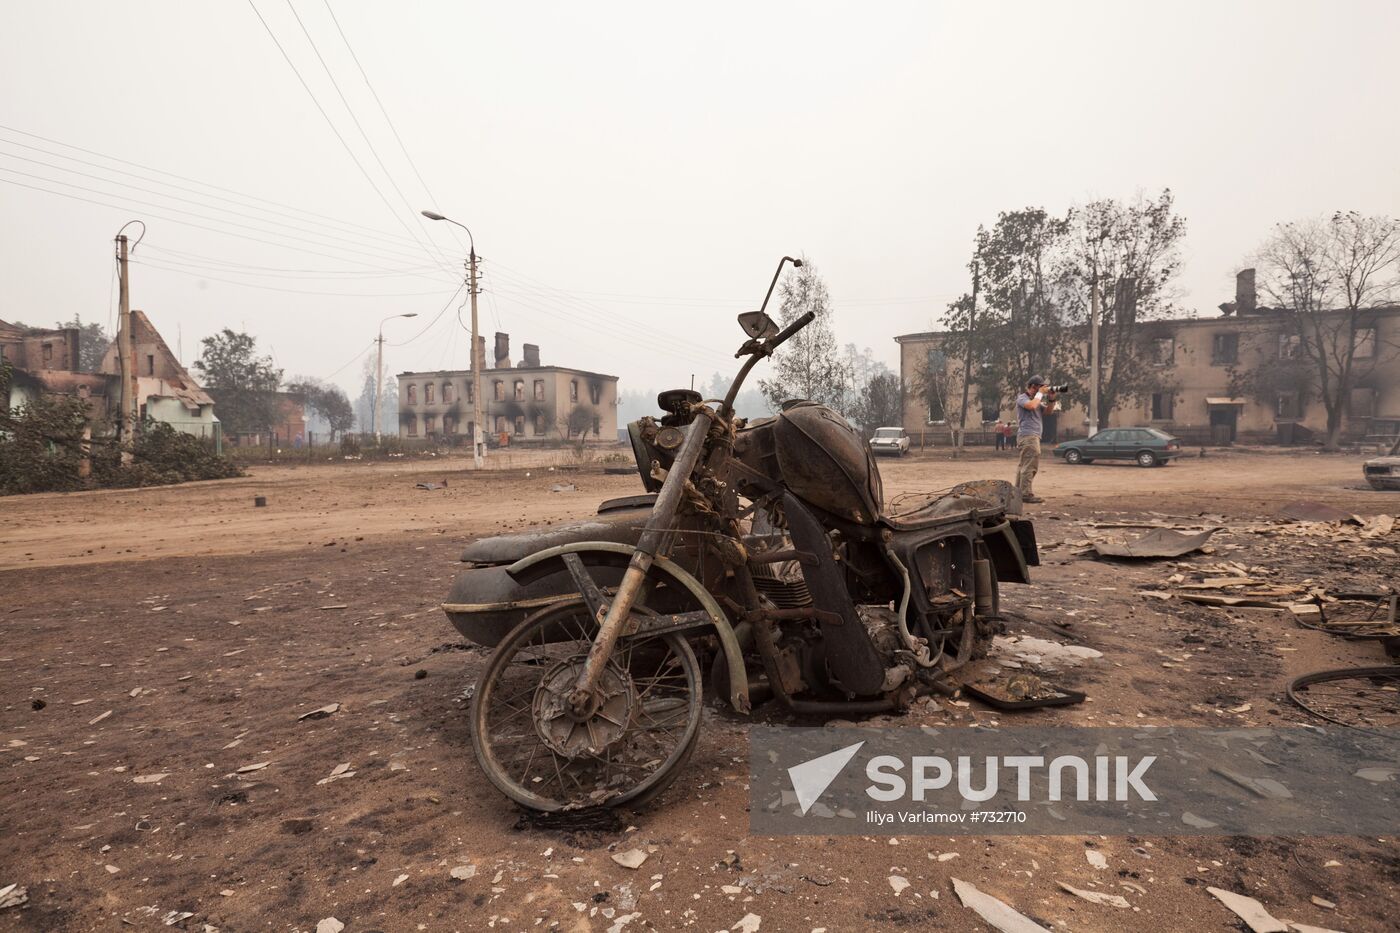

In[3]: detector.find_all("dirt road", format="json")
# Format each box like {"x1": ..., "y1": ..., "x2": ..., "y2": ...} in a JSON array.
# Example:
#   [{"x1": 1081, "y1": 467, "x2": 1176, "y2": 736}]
[{"x1": 2, "y1": 448, "x2": 1397, "y2": 931}]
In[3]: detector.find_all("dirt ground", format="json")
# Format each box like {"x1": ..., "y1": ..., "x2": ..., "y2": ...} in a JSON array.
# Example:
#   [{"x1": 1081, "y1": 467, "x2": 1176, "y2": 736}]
[{"x1": 2, "y1": 446, "x2": 1397, "y2": 932}]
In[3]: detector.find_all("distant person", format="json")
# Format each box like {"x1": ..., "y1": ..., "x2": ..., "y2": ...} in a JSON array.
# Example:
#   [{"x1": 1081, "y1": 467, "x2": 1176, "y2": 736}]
[
  {"x1": 993, "y1": 421, "x2": 1006, "y2": 451},
  {"x1": 1015, "y1": 376, "x2": 1058, "y2": 503},
  {"x1": 999, "y1": 421, "x2": 1013, "y2": 452}
]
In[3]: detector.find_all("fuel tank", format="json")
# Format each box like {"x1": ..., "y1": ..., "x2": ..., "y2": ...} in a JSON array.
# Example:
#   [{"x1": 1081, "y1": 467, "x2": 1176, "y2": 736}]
[{"x1": 734, "y1": 400, "x2": 884, "y2": 524}]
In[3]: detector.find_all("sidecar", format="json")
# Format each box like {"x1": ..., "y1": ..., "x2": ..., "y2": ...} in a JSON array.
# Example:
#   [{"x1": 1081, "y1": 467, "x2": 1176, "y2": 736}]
[{"x1": 441, "y1": 494, "x2": 735, "y2": 647}]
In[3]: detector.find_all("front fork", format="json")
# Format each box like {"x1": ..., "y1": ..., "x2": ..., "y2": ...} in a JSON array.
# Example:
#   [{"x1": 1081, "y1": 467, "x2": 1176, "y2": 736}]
[{"x1": 565, "y1": 413, "x2": 712, "y2": 716}]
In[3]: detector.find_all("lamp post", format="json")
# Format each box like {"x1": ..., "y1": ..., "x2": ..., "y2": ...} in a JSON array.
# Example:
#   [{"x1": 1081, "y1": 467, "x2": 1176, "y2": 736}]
[
  {"x1": 375, "y1": 312, "x2": 418, "y2": 444},
  {"x1": 422, "y1": 210, "x2": 484, "y2": 469}
]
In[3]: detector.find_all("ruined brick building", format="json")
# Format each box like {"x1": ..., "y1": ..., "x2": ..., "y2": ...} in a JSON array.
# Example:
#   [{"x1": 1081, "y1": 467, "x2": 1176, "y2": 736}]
[
  {"x1": 396, "y1": 332, "x2": 618, "y2": 445},
  {"x1": 897, "y1": 270, "x2": 1400, "y2": 446}
]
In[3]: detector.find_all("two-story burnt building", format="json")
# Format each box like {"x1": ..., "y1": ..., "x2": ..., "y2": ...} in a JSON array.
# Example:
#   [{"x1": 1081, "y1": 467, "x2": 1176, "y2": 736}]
[{"x1": 396, "y1": 332, "x2": 618, "y2": 446}]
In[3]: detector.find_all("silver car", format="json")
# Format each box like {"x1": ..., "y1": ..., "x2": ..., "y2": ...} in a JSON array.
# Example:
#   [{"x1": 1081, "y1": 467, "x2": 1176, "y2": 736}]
[{"x1": 1364, "y1": 436, "x2": 1400, "y2": 491}]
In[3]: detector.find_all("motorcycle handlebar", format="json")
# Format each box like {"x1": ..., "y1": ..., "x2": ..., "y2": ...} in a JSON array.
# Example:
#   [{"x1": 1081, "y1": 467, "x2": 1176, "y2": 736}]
[{"x1": 768, "y1": 311, "x2": 815, "y2": 351}]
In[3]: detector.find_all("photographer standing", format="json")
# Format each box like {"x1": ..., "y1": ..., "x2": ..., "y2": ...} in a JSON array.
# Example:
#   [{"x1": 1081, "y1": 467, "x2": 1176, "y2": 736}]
[{"x1": 1015, "y1": 376, "x2": 1058, "y2": 504}]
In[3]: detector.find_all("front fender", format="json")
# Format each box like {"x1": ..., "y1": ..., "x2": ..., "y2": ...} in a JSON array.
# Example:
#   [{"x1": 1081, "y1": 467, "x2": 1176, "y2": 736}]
[{"x1": 506, "y1": 541, "x2": 751, "y2": 714}]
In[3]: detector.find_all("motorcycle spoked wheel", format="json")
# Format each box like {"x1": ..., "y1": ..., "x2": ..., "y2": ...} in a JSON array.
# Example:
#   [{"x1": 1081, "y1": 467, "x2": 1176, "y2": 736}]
[{"x1": 470, "y1": 599, "x2": 703, "y2": 812}]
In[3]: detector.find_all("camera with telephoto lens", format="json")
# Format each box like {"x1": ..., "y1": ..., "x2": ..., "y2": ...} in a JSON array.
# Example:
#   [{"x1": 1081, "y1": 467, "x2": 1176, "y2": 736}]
[{"x1": 1045, "y1": 383, "x2": 1070, "y2": 394}]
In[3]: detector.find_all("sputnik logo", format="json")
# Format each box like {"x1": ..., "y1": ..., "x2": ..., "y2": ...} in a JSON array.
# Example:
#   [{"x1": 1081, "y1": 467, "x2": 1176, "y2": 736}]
[{"x1": 787, "y1": 741, "x2": 864, "y2": 815}]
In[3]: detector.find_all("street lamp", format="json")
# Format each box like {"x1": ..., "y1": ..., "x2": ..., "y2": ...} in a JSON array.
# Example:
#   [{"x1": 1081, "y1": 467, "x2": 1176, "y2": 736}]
[
  {"x1": 422, "y1": 209, "x2": 484, "y2": 469},
  {"x1": 375, "y1": 312, "x2": 418, "y2": 444}
]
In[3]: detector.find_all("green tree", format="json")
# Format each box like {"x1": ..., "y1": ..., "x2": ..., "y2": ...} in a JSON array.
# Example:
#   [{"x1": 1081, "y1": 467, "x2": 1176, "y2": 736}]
[
  {"x1": 193, "y1": 329, "x2": 282, "y2": 436},
  {"x1": 1064, "y1": 190, "x2": 1187, "y2": 429},
  {"x1": 758, "y1": 258, "x2": 850, "y2": 410},
  {"x1": 849, "y1": 371, "x2": 903, "y2": 440},
  {"x1": 287, "y1": 376, "x2": 355, "y2": 441}
]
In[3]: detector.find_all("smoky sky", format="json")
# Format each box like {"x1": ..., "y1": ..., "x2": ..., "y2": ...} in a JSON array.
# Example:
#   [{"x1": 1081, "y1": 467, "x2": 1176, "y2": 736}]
[{"x1": 3, "y1": 1, "x2": 1398, "y2": 399}]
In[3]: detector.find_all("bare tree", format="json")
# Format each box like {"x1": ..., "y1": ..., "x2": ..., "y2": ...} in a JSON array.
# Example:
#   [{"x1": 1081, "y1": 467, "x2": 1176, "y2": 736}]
[{"x1": 1254, "y1": 212, "x2": 1400, "y2": 449}]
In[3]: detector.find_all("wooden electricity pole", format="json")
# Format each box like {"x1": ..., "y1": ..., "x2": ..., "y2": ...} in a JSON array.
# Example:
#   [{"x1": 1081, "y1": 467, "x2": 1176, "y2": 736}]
[
  {"x1": 469, "y1": 248, "x2": 484, "y2": 469},
  {"x1": 956, "y1": 255, "x2": 979, "y2": 454},
  {"x1": 1088, "y1": 258, "x2": 1100, "y2": 435},
  {"x1": 115, "y1": 233, "x2": 135, "y2": 464}
]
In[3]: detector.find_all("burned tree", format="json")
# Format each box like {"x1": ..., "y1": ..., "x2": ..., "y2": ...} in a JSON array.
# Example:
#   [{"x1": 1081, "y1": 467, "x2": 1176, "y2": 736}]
[{"x1": 1247, "y1": 212, "x2": 1400, "y2": 449}]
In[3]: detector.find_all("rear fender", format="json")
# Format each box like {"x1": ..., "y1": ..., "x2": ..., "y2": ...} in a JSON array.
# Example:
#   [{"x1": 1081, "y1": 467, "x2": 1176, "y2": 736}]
[{"x1": 506, "y1": 541, "x2": 751, "y2": 713}]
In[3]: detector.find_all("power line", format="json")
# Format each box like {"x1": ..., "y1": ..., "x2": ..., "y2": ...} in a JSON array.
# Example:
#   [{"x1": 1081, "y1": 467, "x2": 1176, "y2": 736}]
[
  {"x1": 243, "y1": 0, "x2": 454, "y2": 275},
  {"x1": 0, "y1": 173, "x2": 459, "y2": 278},
  {"x1": 0, "y1": 123, "x2": 433, "y2": 251},
  {"x1": 387, "y1": 282, "x2": 468, "y2": 346},
  {"x1": 0, "y1": 148, "x2": 451, "y2": 271},
  {"x1": 129, "y1": 257, "x2": 458, "y2": 298},
  {"x1": 278, "y1": 0, "x2": 456, "y2": 270},
  {"x1": 318, "y1": 0, "x2": 469, "y2": 257},
  {"x1": 141, "y1": 244, "x2": 441, "y2": 279}
]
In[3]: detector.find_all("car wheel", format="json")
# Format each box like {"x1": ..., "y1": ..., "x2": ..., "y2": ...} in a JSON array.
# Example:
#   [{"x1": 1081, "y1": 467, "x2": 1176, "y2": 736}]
[
  {"x1": 1064, "y1": 449, "x2": 1084, "y2": 465},
  {"x1": 1136, "y1": 450, "x2": 1158, "y2": 468}
]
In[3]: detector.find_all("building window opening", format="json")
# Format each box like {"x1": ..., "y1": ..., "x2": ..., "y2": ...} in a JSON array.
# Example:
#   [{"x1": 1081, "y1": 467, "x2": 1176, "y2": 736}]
[
  {"x1": 146, "y1": 354, "x2": 155, "y2": 375},
  {"x1": 407, "y1": 384, "x2": 417, "y2": 405},
  {"x1": 514, "y1": 415, "x2": 525, "y2": 435},
  {"x1": 425, "y1": 383, "x2": 435, "y2": 404},
  {"x1": 1211, "y1": 332, "x2": 1239, "y2": 365},
  {"x1": 534, "y1": 412, "x2": 546, "y2": 435},
  {"x1": 569, "y1": 380, "x2": 579, "y2": 403},
  {"x1": 494, "y1": 380, "x2": 504, "y2": 401},
  {"x1": 1151, "y1": 392, "x2": 1174, "y2": 420},
  {"x1": 407, "y1": 414, "x2": 418, "y2": 436},
  {"x1": 513, "y1": 379, "x2": 525, "y2": 401},
  {"x1": 442, "y1": 383, "x2": 453, "y2": 404},
  {"x1": 425, "y1": 414, "x2": 437, "y2": 434},
  {"x1": 533, "y1": 379, "x2": 545, "y2": 401}
]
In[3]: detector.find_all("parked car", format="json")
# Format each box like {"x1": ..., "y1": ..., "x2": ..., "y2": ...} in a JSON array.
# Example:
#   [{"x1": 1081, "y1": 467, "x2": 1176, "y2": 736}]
[
  {"x1": 1364, "y1": 436, "x2": 1400, "y2": 490},
  {"x1": 869, "y1": 426, "x2": 910, "y2": 456},
  {"x1": 1054, "y1": 427, "x2": 1182, "y2": 467}
]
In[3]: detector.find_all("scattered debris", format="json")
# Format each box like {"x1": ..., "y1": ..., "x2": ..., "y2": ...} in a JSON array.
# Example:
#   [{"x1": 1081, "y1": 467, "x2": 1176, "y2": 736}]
[
  {"x1": 611, "y1": 849, "x2": 649, "y2": 870},
  {"x1": 449, "y1": 864, "x2": 477, "y2": 880},
  {"x1": 951, "y1": 878, "x2": 1050, "y2": 933},
  {"x1": 315, "y1": 919, "x2": 345, "y2": 933},
  {"x1": 415, "y1": 481, "x2": 448, "y2": 491},
  {"x1": 1087, "y1": 527, "x2": 1217, "y2": 559},
  {"x1": 235, "y1": 761, "x2": 270, "y2": 774},
  {"x1": 1058, "y1": 882, "x2": 1130, "y2": 909},
  {"x1": 1085, "y1": 849, "x2": 1108, "y2": 870},
  {"x1": 318, "y1": 604, "x2": 349, "y2": 611},
  {"x1": 0, "y1": 884, "x2": 28, "y2": 910},
  {"x1": 393, "y1": 874, "x2": 409, "y2": 887},
  {"x1": 162, "y1": 910, "x2": 195, "y2": 926},
  {"x1": 297, "y1": 703, "x2": 340, "y2": 722},
  {"x1": 888, "y1": 875, "x2": 910, "y2": 895},
  {"x1": 991, "y1": 635, "x2": 1102, "y2": 670},
  {"x1": 1288, "y1": 666, "x2": 1400, "y2": 728},
  {"x1": 1278, "y1": 500, "x2": 1353, "y2": 523},
  {"x1": 731, "y1": 914, "x2": 761, "y2": 933},
  {"x1": 1206, "y1": 886, "x2": 1288, "y2": 933},
  {"x1": 550, "y1": 483, "x2": 577, "y2": 493},
  {"x1": 133, "y1": 773, "x2": 170, "y2": 784},
  {"x1": 316, "y1": 763, "x2": 355, "y2": 785},
  {"x1": 88, "y1": 709, "x2": 113, "y2": 726}
]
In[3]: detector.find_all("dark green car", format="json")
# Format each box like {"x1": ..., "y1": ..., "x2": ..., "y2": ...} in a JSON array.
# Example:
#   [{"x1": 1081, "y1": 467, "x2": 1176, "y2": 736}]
[{"x1": 1054, "y1": 427, "x2": 1182, "y2": 467}]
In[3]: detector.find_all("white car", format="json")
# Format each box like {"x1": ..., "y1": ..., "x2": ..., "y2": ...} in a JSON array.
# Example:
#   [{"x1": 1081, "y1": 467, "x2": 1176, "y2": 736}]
[{"x1": 869, "y1": 427, "x2": 910, "y2": 457}]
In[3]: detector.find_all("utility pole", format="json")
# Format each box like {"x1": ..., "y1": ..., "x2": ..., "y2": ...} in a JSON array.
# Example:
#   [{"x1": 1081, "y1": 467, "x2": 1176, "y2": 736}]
[
  {"x1": 956, "y1": 253, "x2": 979, "y2": 455},
  {"x1": 469, "y1": 247, "x2": 484, "y2": 469},
  {"x1": 373, "y1": 331, "x2": 384, "y2": 445},
  {"x1": 420, "y1": 209, "x2": 483, "y2": 469},
  {"x1": 115, "y1": 233, "x2": 135, "y2": 464},
  {"x1": 1088, "y1": 258, "x2": 1100, "y2": 435}
]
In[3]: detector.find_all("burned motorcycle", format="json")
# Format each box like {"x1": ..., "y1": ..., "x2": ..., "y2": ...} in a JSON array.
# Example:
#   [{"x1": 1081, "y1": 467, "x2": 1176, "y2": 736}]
[{"x1": 442, "y1": 256, "x2": 1039, "y2": 811}]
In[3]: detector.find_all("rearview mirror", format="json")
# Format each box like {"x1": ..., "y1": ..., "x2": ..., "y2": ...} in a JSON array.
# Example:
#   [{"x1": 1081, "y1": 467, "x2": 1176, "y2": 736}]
[{"x1": 738, "y1": 311, "x2": 779, "y2": 339}]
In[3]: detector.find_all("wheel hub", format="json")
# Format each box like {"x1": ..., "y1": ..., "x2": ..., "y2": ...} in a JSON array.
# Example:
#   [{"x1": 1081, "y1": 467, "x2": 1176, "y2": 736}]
[{"x1": 533, "y1": 656, "x2": 636, "y2": 758}]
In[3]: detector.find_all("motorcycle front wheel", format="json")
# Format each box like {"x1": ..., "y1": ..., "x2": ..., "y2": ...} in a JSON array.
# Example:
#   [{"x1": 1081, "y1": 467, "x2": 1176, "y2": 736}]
[{"x1": 470, "y1": 599, "x2": 703, "y2": 812}]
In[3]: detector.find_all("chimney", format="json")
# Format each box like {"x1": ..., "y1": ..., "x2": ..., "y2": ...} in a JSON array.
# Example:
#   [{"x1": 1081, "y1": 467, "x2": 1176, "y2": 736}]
[
  {"x1": 1236, "y1": 269, "x2": 1256, "y2": 315},
  {"x1": 522, "y1": 343, "x2": 540, "y2": 368},
  {"x1": 493, "y1": 332, "x2": 510, "y2": 369}
]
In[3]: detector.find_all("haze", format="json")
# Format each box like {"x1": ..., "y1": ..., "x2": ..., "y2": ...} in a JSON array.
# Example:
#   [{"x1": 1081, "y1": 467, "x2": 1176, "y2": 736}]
[{"x1": 4, "y1": 0, "x2": 1398, "y2": 398}]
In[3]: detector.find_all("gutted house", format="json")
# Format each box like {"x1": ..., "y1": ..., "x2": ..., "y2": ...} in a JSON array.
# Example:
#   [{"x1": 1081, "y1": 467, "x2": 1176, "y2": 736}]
[{"x1": 396, "y1": 332, "x2": 618, "y2": 445}]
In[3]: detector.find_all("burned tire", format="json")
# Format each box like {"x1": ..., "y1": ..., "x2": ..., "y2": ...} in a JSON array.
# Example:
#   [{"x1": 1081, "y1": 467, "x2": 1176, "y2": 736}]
[{"x1": 470, "y1": 599, "x2": 702, "y2": 812}]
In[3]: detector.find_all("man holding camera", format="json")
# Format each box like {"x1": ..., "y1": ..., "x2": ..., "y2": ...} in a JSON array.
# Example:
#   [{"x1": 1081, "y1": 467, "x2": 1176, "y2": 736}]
[{"x1": 1015, "y1": 375, "x2": 1059, "y2": 504}]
